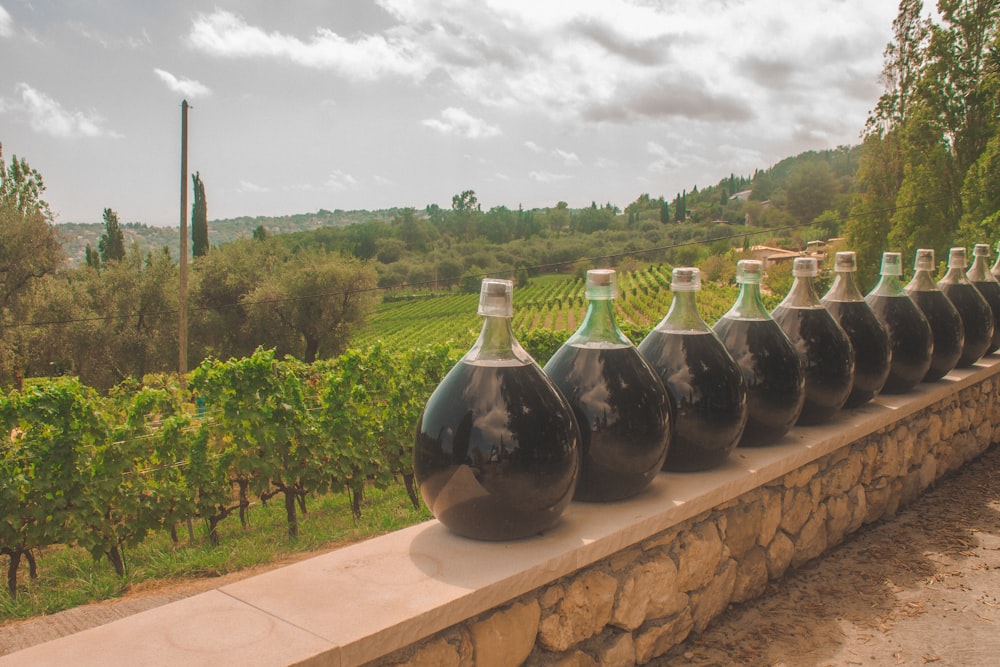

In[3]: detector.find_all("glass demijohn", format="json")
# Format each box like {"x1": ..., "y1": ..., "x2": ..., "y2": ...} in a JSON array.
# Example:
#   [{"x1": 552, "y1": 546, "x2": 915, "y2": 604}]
[
  {"x1": 865, "y1": 252, "x2": 932, "y2": 393},
  {"x1": 712, "y1": 259, "x2": 805, "y2": 445},
  {"x1": 905, "y1": 248, "x2": 963, "y2": 381},
  {"x1": 967, "y1": 243, "x2": 1000, "y2": 354},
  {"x1": 821, "y1": 251, "x2": 891, "y2": 407},
  {"x1": 638, "y1": 267, "x2": 748, "y2": 471},
  {"x1": 938, "y1": 246, "x2": 994, "y2": 367},
  {"x1": 413, "y1": 278, "x2": 580, "y2": 540},
  {"x1": 772, "y1": 257, "x2": 854, "y2": 424},
  {"x1": 543, "y1": 269, "x2": 671, "y2": 501}
]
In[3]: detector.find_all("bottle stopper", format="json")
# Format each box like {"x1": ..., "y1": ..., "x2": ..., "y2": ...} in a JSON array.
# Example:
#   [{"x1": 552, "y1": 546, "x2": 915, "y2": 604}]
[
  {"x1": 914, "y1": 248, "x2": 935, "y2": 272},
  {"x1": 948, "y1": 247, "x2": 967, "y2": 270},
  {"x1": 478, "y1": 278, "x2": 513, "y2": 317},
  {"x1": 585, "y1": 269, "x2": 616, "y2": 300},
  {"x1": 792, "y1": 257, "x2": 818, "y2": 277},
  {"x1": 671, "y1": 267, "x2": 701, "y2": 291},
  {"x1": 880, "y1": 252, "x2": 902, "y2": 276},
  {"x1": 736, "y1": 259, "x2": 763, "y2": 284},
  {"x1": 834, "y1": 251, "x2": 857, "y2": 272}
]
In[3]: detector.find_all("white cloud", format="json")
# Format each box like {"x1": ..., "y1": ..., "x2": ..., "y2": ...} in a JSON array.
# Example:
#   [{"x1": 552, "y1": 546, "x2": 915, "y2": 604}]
[
  {"x1": 188, "y1": 9, "x2": 427, "y2": 80},
  {"x1": 529, "y1": 170, "x2": 570, "y2": 183},
  {"x1": 524, "y1": 140, "x2": 543, "y2": 153},
  {"x1": 238, "y1": 180, "x2": 270, "y2": 194},
  {"x1": 553, "y1": 148, "x2": 580, "y2": 166},
  {"x1": 16, "y1": 83, "x2": 120, "y2": 138},
  {"x1": 153, "y1": 68, "x2": 212, "y2": 98},
  {"x1": 0, "y1": 6, "x2": 13, "y2": 38},
  {"x1": 422, "y1": 107, "x2": 500, "y2": 139},
  {"x1": 646, "y1": 140, "x2": 682, "y2": 173},
  {"x1": 325, "y1": 170, "x2": 358, "y2": 191}
]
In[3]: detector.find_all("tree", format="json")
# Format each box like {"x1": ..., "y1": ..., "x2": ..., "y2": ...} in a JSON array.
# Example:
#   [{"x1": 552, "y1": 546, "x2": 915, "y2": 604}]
[
  {"x1": 785, "y1": 160, "x2": 838, "y2": 224},
  {"x1": 0, "y1": 145, "x2": 64, "y2": 385},
  {"x1": 98, "y1": 208, "x2": 126, "y2": 264},
  {"x1": 191, "y1": 172, "x2": 209, "y2": 257},
  {"x1": 243, "y1": 250, "x2": 378, "y2": 363}
]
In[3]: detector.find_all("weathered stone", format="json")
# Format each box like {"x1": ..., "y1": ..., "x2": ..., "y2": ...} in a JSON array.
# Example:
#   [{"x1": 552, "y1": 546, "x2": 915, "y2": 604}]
[
  {"x1": 864, "y1": 479, "x2": 892, "y2": 524},
  {"x1": 540, "y1": 584, "x2": 564, "y2": 609},
  {"x1": 766, "y1": 530, "x2": 794, "y2": 579},
  {"x1": 918, "y1": 452, "x2": 937, "y2": 490},
  {"x1": 538, "y1": 571, "x2": 617, "y2": 652},
  {"x1": 780, "y1": 487, "x2": 811, "y2": 535},
  {"x1": 608, "y1": 547, "x2": 642, "y2": 573},
  {"x1": 722, "y1": 500, "x2": 763, "y2": 558},
  {"x1": 673, "y1": 522, "x2": 724, "y2": 592},
  {"x1": 544, "y1": 650, "x2": 598, "y2": 667},
  {"x1": 791, "y1": 506, "x2": 828, "y2": 568},
  {"x1": 782, "y1": 463, "x2": 819, "y2": 489},
  {"x1": 690, "y1": 559, "x2": 737, "y2": 633},
  {"x1": 731, "y1": 546, "x2": 768, "y2": 603},
  {"x1": 900, "y1": 469, "x2": 922, "y2": 507},
  {"x1": 596, "y1": 632, "x2": 635, "y2": 667},
  {"x1": 845, "y1": 484, "x2": 867, "y2": 534},
  {"x1": 825, "y1": 493, "x2": 851, "y2": 546},
  {"x1": 611, "y1": 558, "x2": 686, "y2": 631},
  {"x1": 633, "y1": 610, "x2": 694, "y2": 664},
  {"x1": 824, "y1": 455, "x2": 862, "y2": 497},
  {"x1": 643, "y1": 527, "x2": 682, "y2": 552},
  {"x1": 470, "y1": 600, "x2": 540, "y2": 667},
  {"x1": 758, "y1": 488, "x2": 782, "y2": 546},
  {"x1": 401, "y1": 632, "x2": 470, "y2": 667}
]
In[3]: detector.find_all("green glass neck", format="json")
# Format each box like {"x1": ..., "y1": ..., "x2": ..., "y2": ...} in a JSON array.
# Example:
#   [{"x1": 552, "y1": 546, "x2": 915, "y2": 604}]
[
  {"x1": 869, "y1": 273, "x2": 906, "y2": 297},
  {"x1": 566, "y1": 298, "x2": 631, "y2": 346},
  {"x1": 654, "y1": 289, "x2": 709, "y2": 332},
  {"x1": 723, "y1": 280, "x2": 771, "y2": 320},
  {"x1": 823, "y1": 271, "x2": 864, "y2": 302},
  {"x1": 967, "y1": 255, "x2": 996, "y2": 283},
  {"x1": 905, "y1": 268, "x2": 938, "y2": 292},
  {"x1": 937, "y1": 266, "x2": 968, "y2": 286},
  {"x1": 465, "y1": 316, "x2": 531, "y2": 363},
  {"x1": 777, "y1": 275, "x2": 821, "y2": 308}
]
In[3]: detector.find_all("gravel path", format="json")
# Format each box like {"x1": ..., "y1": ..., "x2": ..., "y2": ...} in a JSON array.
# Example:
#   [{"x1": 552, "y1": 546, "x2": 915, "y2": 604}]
[{"x1": 2, "y1": 444, "x2": 999, "y2": 665}]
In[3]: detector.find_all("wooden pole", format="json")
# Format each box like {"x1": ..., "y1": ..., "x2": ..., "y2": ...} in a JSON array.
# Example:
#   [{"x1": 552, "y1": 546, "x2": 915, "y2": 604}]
[{"x1": 179, "y1": 100, "x2": 189, "y2": 380}]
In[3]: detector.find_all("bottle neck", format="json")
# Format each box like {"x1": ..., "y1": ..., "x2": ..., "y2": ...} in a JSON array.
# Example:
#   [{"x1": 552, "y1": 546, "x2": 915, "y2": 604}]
[
  {"x1": 823, "y1": 271, "x2": 864, "y2": 302},
  {"x1": 566, "y1": 298, "x2": 631, "y2": 346},
  {"x1": 723, "y1": 281, "x2": 771, "y2": 320},
  {"x1": 464, "y1": 316, "x2": 532, "y2": 364},
  {"x1": 937, "y1": 266, "x2": 968, "y2": 286},
  {"x1": 654, "y1": 289, "x2": 709, "y2": 332},
  {"x1": 905, "y1": 269, "x2": 938, "y2": 292},
  {"x1": 778, "y1": 275, "x2": 821, "y2": 308},
  {"x1": 869, "y1": 273, "x2": 906, "y2": 297},
  {"x1": 967, "y1": 255, "x2": 996, "y2": 283}
]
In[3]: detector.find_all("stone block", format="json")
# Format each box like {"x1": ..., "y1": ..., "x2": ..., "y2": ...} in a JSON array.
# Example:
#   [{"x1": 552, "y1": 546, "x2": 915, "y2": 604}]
[
  {"x1": 731, "y1": 546, "x2": 768, "y2": 603},
  {"x1": 825, "y1": 493, "x2": 851, "y2": 547},
  {"x1": 673, "y1": 522, "x2": 724, "y2": 592},
  {"x1": 596, "y1": 632, "x2": 635, "y2": 667},
  {"x1": 779, "y1": 488, "x2": 811, "y2": 535},
  {"x1": 544, "y1": 650, "x2": 598, "y2": 667},
  {"x1": 864, "y1": 480, "x2": 892, "y2": 524},
  {"x1": 470, "y1": 600, "x2": 540, "y2": 667},
  {"x1": 791, "y1": 506, "x2": 828, "y2": 568},
  {"x1": 538, "y1": 572, "x2": 617, "y2": 653},
  {"x1": 782, "y1": 463, "x2": 819, "y2": 488},
  {"x1": 633, "y1": 610, "x2": 694, "y2": 665},
  {"x1": 399, "y1": 635, "x2": 470, "y2": 667},
  {"x1": 766, "y1": 531, "x2": 794, "y2": 579},
  {"x1": 690, "y1": 559, "x2": 737, "y2": 633},
  {"x1": 758, "y1": 488, "x2": 782, "y2": 547},
  {"x1": 611, "y1": 558, "x2": 686, "y2": 631},
  {"x1": 722, "y1": 500, "x2": 764, "y2": 558},
  {"x1": 846, "y1": 484, "x2": 867, "y2": 534}
]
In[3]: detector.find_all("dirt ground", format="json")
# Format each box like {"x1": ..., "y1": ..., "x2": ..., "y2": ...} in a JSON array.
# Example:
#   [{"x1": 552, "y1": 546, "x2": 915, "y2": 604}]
[{"x1": 2, "y1": 444, "x2": 999, "y2": 665}]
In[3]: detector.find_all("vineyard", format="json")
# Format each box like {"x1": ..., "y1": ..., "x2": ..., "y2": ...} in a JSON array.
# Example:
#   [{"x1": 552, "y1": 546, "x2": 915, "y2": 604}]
[
  {"x1": 354, "y1": 264, "x2": 751, "y2": 358},
  {"x1": 1, "y1": 261, "x2": 769, "y2": 618}
]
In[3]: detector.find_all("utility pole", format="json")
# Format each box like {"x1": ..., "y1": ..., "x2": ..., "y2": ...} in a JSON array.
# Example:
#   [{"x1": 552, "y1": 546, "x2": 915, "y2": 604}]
[{"x1": 179, "y1": 100, "x2": 189, "y2": 380}]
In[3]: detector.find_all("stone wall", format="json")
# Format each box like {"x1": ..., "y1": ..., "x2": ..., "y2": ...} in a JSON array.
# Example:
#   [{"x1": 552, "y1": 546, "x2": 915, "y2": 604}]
[{"x1": 380, "y1": 376, "x2": 1000, "y2": 667}]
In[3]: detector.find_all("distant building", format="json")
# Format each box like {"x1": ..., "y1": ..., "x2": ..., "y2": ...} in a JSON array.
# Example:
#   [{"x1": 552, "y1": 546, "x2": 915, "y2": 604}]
[{"x1": 729, "y1": 189, "x2": 753, "y2": 202}]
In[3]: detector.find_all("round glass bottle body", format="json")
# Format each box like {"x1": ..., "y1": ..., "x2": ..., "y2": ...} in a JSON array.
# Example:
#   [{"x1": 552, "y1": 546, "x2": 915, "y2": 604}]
[
  {"x1": 905, "y1": 249, "x2": 962, "y2": 381},
  {"x1": 939, "y1": 247, "x2": 993, "y2": 367},
  {"x1": 638, "y1": 267, "x2": 747, "y2": 471},
  {"x1": 414, "y1": 279, "x2": 580, "y2": 540},
  {"x1": 967, "y1": 243, "x2": 1000, "y2": 354},
  {"x1": 544, "y1": 270, "x2": 670, "y2": 501}
]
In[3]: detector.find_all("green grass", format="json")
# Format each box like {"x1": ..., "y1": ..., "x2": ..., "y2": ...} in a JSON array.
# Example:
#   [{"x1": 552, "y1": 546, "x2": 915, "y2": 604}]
[{"x1": 0, "y1": 483, "x2": 432, "y2": 622}]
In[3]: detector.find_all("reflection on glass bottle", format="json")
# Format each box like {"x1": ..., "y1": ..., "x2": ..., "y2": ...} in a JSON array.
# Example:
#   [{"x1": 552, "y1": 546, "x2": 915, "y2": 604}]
[
  {"x1": 967, "y1": 243, "x2": 1000, "y2": 354},
  {"x1": 866, "y1": 252, "x2": 932, "y2": 393},
  {"x1": 772, "y1": 257, "x2": 854, "y2": 425},
  {"x1": 939, "y1": 246, "x2": 993, "y2": 367},
  {"x1": 905, "y1": 248, "x2": 962, "y2": 381},
  {"x1": 413, "y1": 279, "x2": 580, "y2": 540},
  {"x1": 638, "y1": 267, "x2": 747, "y2": 471},
  {"x1": 544, "y1": 269, "x2": 670, "y2": 501},
  {"x1": 713, "y1": 259, "x2": 805, "y2": 445},
  {"x1": 821, "y1": 251, "x2": 891, "y2": 407}
]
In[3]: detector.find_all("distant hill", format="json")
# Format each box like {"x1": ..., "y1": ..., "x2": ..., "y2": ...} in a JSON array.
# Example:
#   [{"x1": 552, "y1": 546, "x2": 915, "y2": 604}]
[{"x1": 55, "y1": 208, "x2": 400, "y2": 265}]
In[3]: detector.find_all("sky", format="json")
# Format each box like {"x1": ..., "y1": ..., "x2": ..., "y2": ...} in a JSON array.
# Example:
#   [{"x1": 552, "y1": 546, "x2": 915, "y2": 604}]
[{"x1": 0, "y1": 0, "x2": 901, "y2": 226}]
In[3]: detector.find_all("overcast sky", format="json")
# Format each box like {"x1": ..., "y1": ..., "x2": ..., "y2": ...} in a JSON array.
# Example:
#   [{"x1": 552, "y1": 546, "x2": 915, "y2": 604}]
[{"x1": 0, "y1": 0, "x2": 900, "y2": 226}]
